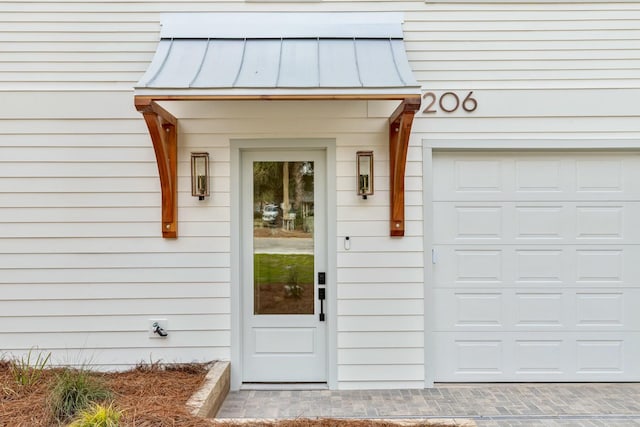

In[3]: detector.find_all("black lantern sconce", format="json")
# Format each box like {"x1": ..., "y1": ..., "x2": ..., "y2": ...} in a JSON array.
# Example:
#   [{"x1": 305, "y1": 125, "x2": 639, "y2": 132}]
[
  {"x1": 356, "y1": 151, "x2": 374, "y2": 200},
  {"x1": 191, "y1": 152, "x2": 210, "y2": 201}
]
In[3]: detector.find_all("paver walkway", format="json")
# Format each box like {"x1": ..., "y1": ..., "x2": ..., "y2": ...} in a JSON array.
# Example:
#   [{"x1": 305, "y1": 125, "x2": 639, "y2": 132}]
[{"x1": 217, "y1": 383, "x2": 640, "y2": 426}]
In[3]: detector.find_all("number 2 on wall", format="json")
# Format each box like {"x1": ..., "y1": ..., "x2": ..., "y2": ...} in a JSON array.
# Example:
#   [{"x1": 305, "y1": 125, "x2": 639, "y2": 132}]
[{"x1": 422, "y1": 91, "x2": 478, "y2": 114}]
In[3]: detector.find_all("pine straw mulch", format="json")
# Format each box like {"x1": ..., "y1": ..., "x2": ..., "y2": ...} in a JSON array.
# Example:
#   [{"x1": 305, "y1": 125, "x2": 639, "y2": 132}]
[
  {"x1": 0, "y1": 360, "x2": 465, "y2": 427},
  {"x1": 0, "y1": 360, "x2": 211, "y2": 427}
]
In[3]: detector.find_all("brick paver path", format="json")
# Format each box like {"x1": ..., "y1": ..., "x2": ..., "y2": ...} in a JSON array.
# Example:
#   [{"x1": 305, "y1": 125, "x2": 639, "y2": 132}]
[{"x1": 217, "y1": 383, "x2": 640, "y2": 426}]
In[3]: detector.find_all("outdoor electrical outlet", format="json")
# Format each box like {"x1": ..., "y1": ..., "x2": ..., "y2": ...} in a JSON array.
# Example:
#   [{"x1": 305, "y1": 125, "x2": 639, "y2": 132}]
[{"x1": 148, "y1": 319, "x2": 168, "y2": 338}]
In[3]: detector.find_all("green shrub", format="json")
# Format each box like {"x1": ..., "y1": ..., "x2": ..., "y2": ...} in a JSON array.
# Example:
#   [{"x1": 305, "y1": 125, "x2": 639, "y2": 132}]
[
  {"x1": 69, "y1": 403, "x2": 122, "y2": 427},
  {"x1": 9, "y1": 347, "x2": 51, "y2": 386},
  {"x1": 49, "y1": 369, "x2": 112, "y2": 422}
]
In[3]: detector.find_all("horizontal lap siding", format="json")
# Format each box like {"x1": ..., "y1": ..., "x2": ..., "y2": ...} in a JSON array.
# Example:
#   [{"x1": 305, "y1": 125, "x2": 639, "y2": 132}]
[
  {"x1": 0, "y1": 0, "x2": 236, "y2": 368},
  {"x1": 410, "y1": 2, "x2": 640, "y2": 139},
  {"x1": 329, "y1": 88, "x2": 423, "y2": 388},
  {"x1": 335, "y1": 98, "x2": 424, "y2": 386},
  {"x1": 1, "y1": 0, "x2": 637, "y2": 387},
  {"x1": 411, "y1": 1, "x2": 639, "y2": 386},
  {"x1": 334, "y1": 0, "x2": 639, "y2": 389},
  {"x1": 2, "y1": 20, "x2": 422, "y2": 378},
  {"x1": 416, "y1": 1, "x2": 640, "y2": 387},
  {"x1": 0, "y1": 99, "x2": 399, "y2": 372}
]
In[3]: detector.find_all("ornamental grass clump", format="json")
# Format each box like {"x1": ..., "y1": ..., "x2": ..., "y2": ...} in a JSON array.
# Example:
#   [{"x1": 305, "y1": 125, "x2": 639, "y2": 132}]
[
  {"x1": 69, "y1": 402, "x2": 123, "y2": 427},
  {"x1": 49, "y1": 368, "x2": 112, "y2": 423},
  {"x1": 9, "y1": 347, "x2": 51, "y2": 387}
]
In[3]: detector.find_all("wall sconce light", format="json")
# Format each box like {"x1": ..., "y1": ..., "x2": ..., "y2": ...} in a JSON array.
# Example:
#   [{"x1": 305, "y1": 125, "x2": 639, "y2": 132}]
[
  {"x1": 356, "y1": 151, "x2": 374, "y2": 200},
  {"x1": 191, "y1": 152, "x2": 210, "y2": 201}
]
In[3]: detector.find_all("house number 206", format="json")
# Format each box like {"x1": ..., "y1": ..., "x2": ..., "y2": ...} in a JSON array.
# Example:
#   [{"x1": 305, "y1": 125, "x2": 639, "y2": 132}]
[{"x1": 422, "y1": 91, "x2": 478, "y2": 114}]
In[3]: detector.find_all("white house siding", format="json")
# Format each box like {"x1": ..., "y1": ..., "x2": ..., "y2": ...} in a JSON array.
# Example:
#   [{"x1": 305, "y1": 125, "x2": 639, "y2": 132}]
[
  {"x1": 418, "y1": 1, "x2": 640, "y2": 384},
  {"x1": 1, "y1": 0, "x2": 638, "y2": 389},
  {"x1": 0, "y1": 1, "x2": 424, "y2": 389},
  {"x1": 411, "y1": 1, "x2": 640, "y2": 139}
]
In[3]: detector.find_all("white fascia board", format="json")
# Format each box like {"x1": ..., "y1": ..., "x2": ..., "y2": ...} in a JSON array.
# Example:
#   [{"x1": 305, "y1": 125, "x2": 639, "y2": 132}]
[{"x1": 133, "y1": 87, "x2": 422, "y2": 98}]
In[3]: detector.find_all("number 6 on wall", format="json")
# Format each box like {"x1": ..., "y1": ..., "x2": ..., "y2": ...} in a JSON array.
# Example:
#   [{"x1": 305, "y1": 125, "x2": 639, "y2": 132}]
[{"x1": 462, "y1": 91, "x2": 478, "y2": 112}]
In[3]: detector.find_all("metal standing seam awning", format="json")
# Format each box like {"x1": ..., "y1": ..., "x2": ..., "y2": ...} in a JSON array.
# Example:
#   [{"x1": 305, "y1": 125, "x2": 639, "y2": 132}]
[{"x1": 134, "y1": 12, "x2": 422, "y2": 238}]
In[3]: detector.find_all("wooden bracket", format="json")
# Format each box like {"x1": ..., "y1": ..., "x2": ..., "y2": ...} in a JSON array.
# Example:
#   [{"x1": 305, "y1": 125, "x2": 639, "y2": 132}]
[
  {"x1": 389, "y1": 97, "x2": 421, "y2": 237},
  {"x1": 134, "y1": 93, "x2": 419, "y2": 238},
  {"x1": 135, "y1": 97, "x2": 178, "y2": 238}
]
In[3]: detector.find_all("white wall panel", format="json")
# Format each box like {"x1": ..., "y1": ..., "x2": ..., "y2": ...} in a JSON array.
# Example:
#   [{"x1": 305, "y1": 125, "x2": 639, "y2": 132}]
[
  {"x1": 1, "y1": 314, "x2": 230, "y2": 333},
  {"x1": 2, "y1": 331, "x2": 231, "y2": 349},
  {"x1": 0, "y1": 347, "x2": 231, "y2": 370},
  {"x1": 0, "y1": 299, "x2": 230, "y2": 317},
  {"x1": 338, "y1": 365, "x2": 424, "y2": 382},
  {"x1": 2, "y1": 0, "x2": 639, "y2": 388},
  {"x1": 336, "y1": 220, "x2": 423, "y2": 237},
  {"x1": 338, "y1": 283, "x2": 424, "y2": 300},
  {"x1": 339, "y1": 348, "x2": 423, "y2": 365},
  {"x1": 337, "y1": 253, "x2": 423, "y2": 268},
  {"x1": 338, "y1": 331, "x2": 424, "y2": 348},
  {"x1": 338, "y1": 316, "x2": 424, "y2": 332},
  {"x1": 1, "y1": 282, "x2": 230, "y2": 299}
]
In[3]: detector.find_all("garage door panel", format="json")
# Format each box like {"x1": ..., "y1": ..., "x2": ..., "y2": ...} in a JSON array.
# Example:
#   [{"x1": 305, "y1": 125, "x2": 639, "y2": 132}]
[
  {"x1": 433, "y1": 332, "x2": 640, "y2": 381},
  {"x1": 433, "y1": 290, "x2": 507, "y2": 330},
  {"x1": 433, "y1": 245, "x2": 640, "y2": 287},
  {"x1": 432, "y1": 151, "x2": 640, "y2": 382},
  {"x1": 433, "y1": 288, "x2": 640, "y2": 332},
  {"x1": 433, "y1": 152, "x2": 640, "y2": 202},
  {"x1": 433, "y1": 202, "x2": 640, "y2": 244}
]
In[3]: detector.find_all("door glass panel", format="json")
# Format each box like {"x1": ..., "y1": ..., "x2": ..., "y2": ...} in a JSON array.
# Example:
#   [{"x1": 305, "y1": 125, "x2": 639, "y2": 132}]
[{"x1": 253, "y1": 161, "x2": 315, "y2": 315}]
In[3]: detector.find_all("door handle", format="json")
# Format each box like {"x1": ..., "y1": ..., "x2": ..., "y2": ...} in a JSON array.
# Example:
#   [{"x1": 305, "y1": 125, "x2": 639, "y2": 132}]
[{"x1": 318, "y1": 287, "x2": 326, "y2": 322}]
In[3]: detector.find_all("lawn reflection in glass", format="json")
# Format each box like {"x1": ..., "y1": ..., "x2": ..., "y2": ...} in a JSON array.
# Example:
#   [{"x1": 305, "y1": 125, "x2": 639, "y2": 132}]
[{"x1": 253, "y1": 161, "x2": 314, "y2": 315}]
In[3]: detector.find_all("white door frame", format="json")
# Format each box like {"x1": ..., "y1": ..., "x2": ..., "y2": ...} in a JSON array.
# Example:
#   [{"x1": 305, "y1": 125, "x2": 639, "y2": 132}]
[
  {"x1": 230, "y1": 139, "x2": 337, "y2": 390},
  {"x1": 422, "y1": 139, "x2": 640, "y2": 387}
]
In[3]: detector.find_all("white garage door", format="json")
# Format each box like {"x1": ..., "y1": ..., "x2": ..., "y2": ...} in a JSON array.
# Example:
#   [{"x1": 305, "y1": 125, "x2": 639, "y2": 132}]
[{"x1": 432, "y1": 151, "x2": 640, "y2": 381}]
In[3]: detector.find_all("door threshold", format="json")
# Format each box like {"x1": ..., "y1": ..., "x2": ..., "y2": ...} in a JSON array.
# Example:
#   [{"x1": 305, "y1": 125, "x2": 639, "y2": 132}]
[{"x1": 241, "y1": 382, "x2": 329, "y2": 391}]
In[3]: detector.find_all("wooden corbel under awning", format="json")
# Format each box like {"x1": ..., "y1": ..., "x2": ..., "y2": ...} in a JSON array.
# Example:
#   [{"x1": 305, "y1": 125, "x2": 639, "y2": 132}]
[
  {"x1": 389, "y1": 97, "x2": 421, "y2": 237},
  {"x1": 134, "y1": 97, "x2": 178, "y2": 238},
  {"x1": 134, "y1": 94, "x2": 420, "y2": 238}
]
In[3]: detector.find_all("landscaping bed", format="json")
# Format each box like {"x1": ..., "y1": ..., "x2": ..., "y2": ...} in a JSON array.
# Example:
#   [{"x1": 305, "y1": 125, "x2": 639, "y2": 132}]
[{"x1": 0, "y1": 358, "x2": 210, "y2": 426}]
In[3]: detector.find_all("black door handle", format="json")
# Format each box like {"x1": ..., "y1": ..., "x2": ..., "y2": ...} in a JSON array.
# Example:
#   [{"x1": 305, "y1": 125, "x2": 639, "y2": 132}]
[{"x1": 318, "y1": 288, "x2": 326, "y2": 321}]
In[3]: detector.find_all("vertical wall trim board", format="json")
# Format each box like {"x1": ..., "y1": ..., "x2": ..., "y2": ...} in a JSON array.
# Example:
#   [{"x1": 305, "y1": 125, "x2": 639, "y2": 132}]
[
  {"x1": 422, "y1": 144, "x2": 435, "y2": 388},
  {"x1": 230, "y1": 142, "x2": 242, "y2": 391}
]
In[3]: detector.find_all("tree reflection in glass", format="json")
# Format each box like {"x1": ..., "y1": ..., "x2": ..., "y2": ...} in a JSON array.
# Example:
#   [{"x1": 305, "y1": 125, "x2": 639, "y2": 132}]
[{"x1": 253, "y1": 161, "x2": 315, "y2": 315}]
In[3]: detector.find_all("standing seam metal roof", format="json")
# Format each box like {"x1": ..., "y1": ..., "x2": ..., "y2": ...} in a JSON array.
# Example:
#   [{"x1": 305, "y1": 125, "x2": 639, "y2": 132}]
[{"x1": 135, "y1": 13, "x2": 421, "y2": 96}]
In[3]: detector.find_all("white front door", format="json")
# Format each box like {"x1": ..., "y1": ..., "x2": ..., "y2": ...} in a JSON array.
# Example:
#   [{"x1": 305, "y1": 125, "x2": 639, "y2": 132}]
[{"x1": 242, "y1": 150, "x2": 327, "y2": 383}]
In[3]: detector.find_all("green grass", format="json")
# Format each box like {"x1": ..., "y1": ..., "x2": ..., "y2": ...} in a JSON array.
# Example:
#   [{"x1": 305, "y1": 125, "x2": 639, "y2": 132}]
[{"x1": 254, "y1": 253, "x2": 314, "y2": 285}]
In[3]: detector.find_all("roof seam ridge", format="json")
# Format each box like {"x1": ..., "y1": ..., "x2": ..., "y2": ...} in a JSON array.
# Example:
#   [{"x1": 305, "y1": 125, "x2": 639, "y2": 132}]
[
  {"x1": 146, "y1": 38, "x2": 174, "y2": 87},
  {"x1": 189, "y1": 38, "x2": 211, "y2": 88},
  {"x1": 388, "y1": 38, "x2": 407, "y2": 87},
  {"x1": 232, "y1": 38, "x2": 248, "y2": 88},
  {"x1": 275, "y1": 38, "x2": 284, "y2": 88},
  {"x1": 352, "y1": 38, "x2": 364, "y2": 88},
  {"x1": 316, "y1": 37, "x2": 321, "y2": 88}
]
